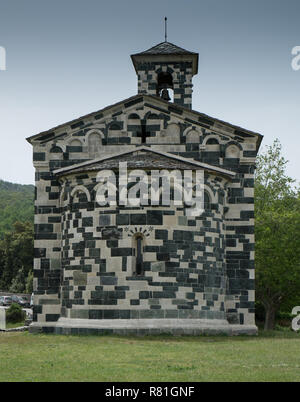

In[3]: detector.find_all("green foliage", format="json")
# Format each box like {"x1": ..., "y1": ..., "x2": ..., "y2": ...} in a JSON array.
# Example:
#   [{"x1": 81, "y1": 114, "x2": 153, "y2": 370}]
[
  {"x1": 5, "y1": 303, "x2": 26, "y2": 323},
  {"x1": 0, "y1": 179, "x2": 34, "y2": 239},
  {"x1": 25, "y1": 270, "x2": 33, "y2": 294},
  {"x1": 0, "y1": 179, "x2": 34, "y2": 291},
  {"x1": 255, "y1": 139, "x2": 297, "y2": 211},
  {"x1": 0, "y1": 221, "x2": 34, "y2": 291},
  {"x1": 9, "y1": 267, "x2": 26, "y2": 293},
  {"x1": 255, "y1": 139, "x2": 300, "y2": 329}
]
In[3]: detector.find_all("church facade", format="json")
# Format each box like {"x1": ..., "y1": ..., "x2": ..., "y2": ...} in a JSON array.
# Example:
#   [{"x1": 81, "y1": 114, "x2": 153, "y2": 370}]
[{"x1": 27, "y1": 41, "x2": 262, "y2": 335}]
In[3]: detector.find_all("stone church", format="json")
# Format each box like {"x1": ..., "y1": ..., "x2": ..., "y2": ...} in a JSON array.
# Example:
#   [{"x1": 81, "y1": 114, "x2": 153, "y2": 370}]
[{"x1": 27, "y1": 40, "x2": 262, "y2": 335}]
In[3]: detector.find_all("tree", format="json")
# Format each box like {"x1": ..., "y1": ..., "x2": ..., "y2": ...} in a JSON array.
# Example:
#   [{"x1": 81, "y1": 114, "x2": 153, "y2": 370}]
[
  {"x1": 0, "y1": 221, "x2": 34, "y2": 291},
  {"x1": 0, "y1": 179, "x2": 34, "y2": 239},
  {"x1": 25, "y1": 269, "x2": 33, "y2": 294},
  {"x1": 255, "y1": 139, "x2": 300, "y2": 330},
  {"x1": 9, "y1": 267, "x2": 26, "y2": 293}
]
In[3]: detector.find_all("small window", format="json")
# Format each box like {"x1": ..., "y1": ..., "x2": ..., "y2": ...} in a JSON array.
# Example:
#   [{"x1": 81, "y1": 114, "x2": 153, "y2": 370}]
[
  {"x1": 156, "y1": 72, "x2": 174, "y2": 102},
  {"x1": 135, "y1": 234, "x2": 144, "y2": 275},
  {"x1": 204, "y1": 191, "x2": 211, "y2": 210},
  {"x1": 218, "y1": 191, "x2": 224, "y2": 205},
  {"x1": 50, "y1": 145, "x2": 63, "y2": 160}
]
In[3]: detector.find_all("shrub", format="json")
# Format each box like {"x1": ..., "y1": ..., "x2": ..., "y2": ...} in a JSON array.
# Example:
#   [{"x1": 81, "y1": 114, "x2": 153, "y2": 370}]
[
  {"x1": 276, "y1": 311, "x2": 293, "y2": 320},
  {"x1": 6, "y1": 303, "x2": 26, "y2": 323}
]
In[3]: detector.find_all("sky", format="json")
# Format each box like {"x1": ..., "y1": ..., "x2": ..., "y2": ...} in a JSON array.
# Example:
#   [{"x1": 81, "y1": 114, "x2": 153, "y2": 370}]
[{"x1": 0, "y1": 0, "x2": 299, "y2": 185}]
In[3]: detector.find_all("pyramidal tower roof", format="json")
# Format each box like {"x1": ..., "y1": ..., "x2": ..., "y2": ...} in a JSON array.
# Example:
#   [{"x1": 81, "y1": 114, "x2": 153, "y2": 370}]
[
  {"x1": 131, "y1": 41, "x2": 199, "y2": 75},
  {"x1": 132, "y1": 41, "x2": 198, "y2": 56}
]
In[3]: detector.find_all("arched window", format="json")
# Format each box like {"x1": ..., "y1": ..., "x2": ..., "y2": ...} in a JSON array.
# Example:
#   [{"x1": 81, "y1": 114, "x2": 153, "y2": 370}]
[
  {"x1": 50, "y1": 145, "x2": 63, "y2": 153},
  {"x1": 156, "y1": 72, "x2": 173, "y2": 102},
  {"x1": 206, "y1": 138, "x2": 219, "y2": 145},
  {"x1": 107, "y1": 123, "x2": 122, "y2": 141},
  {"x1": 50, "y1": 145, "x2": 63, "y2": 160},
  {"x1": 128, "y1": 113, "x2": 140, "y2": 120},
  {"x1": 70, "y1": 185, "x2": 91, "y2": 204},
  {"x1": 205, "y1": 137, "x2": 220, "y2": 152}
]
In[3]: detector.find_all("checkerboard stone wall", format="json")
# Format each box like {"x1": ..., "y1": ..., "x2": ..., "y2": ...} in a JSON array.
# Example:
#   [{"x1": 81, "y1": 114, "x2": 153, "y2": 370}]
[
  {"x1": 30, "y1": 95, "x2": 259, "y2": 332},
  {"x1": 57, "y1": 170, "x2": 228, "y2": 321},
  {"x1": 136, "y1": 62, "x2": 194, "y2": 109}
]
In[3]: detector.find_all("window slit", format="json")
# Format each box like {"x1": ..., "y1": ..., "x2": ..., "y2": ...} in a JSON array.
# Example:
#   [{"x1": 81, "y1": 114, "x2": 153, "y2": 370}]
[{"x1": 136, "y1": 235, "x2": 143, "y2": 275}]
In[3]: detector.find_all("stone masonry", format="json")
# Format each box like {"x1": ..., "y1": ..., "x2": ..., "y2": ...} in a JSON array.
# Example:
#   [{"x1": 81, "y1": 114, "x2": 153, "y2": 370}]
[{"x1": 27, "y1": 41, "x2": 262, "y2": 335}]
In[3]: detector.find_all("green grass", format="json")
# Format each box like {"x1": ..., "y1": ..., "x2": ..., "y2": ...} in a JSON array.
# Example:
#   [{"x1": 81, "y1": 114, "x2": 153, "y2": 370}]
[
  {"x1": 5, "y1": 321, "x2": 25, "y2": 329},
  {"x1": 0, "y1": 330, "x2": 300, "y2": 382}
]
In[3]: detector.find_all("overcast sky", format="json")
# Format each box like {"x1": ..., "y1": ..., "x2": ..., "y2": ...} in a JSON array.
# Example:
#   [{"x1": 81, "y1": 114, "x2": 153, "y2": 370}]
[{"x1": 0, "y1": 0, "x2": 299, "y2": 185}]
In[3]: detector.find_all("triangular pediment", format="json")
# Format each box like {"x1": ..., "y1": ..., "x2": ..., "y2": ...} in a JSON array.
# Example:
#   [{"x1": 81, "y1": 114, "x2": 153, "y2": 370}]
[
  {"x1": 54, "y1": 146, "x2": 235, "y2": 179},
  {"x1": 26, "y1": 94, "x2": 262, "y2": 150}
]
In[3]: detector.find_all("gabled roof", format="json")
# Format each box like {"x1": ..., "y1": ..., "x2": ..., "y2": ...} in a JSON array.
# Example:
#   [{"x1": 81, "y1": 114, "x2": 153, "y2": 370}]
[
  {"x1": 53, "y1": 146, "x2": 236, "y2": 179},
  {"x1": 26, "y1": 94, "x2": 263, "y2": 151}
]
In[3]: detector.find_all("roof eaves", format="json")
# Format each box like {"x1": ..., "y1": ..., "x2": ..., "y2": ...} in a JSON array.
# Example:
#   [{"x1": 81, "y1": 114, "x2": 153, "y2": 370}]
[{"x1": 26, "y1": 94, "x2": 144, "y2": 144}]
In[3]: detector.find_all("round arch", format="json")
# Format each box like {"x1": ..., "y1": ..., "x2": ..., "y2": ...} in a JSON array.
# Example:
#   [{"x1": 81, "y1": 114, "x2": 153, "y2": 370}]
[
  {"x1": 70, "y1": 185, "x2": 91, "y2": 203},
  {"x1": 86, "y1": 129, "x2": 104, "y2": 157},
  {"x1": 203, "y1": 134, "x2": 220, "y2": 145}
]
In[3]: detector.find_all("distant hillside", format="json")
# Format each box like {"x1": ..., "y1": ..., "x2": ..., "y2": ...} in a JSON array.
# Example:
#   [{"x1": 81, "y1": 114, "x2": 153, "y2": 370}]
[{"x1": 0, "y1": 179, "x2": 34, "y2": 238}]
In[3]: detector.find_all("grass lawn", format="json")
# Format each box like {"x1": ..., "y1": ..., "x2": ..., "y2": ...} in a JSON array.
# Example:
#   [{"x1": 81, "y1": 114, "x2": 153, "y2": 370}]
[
  {"x1": 5, "y1": 322, "x2": 25, "y2": 329},
  {"x1": 0, "y1": 330, "x2": 300, "y2": 382}
]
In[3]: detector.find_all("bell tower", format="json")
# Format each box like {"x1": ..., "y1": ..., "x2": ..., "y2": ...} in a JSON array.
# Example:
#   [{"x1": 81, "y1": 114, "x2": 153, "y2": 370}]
[{"x1": 131, "y1": 41, "x2": 199, "y2": 109}]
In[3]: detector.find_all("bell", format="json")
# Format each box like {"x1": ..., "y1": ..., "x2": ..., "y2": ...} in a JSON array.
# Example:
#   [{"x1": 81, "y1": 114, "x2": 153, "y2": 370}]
[{"x1": 161, "y1": 88, "x2": 171, "y2": 101}]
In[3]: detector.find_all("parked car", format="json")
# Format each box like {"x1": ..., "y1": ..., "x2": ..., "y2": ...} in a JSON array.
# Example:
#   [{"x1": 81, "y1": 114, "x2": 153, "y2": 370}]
[
  {"x1": 18, "y1": 296, "x2": 30, "y2": 308},
  {"x1": 11, "y1": 295, "x2": 30, "y2": 308},
  {"x1": 0, "y1": 296, "x2": 12, "y2": 306}
]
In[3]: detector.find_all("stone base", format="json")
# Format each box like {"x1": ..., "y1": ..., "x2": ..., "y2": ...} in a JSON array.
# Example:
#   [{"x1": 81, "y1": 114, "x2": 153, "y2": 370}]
[{"x1": 29, "y1": 318, "x2": 258, "y2": 336}]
